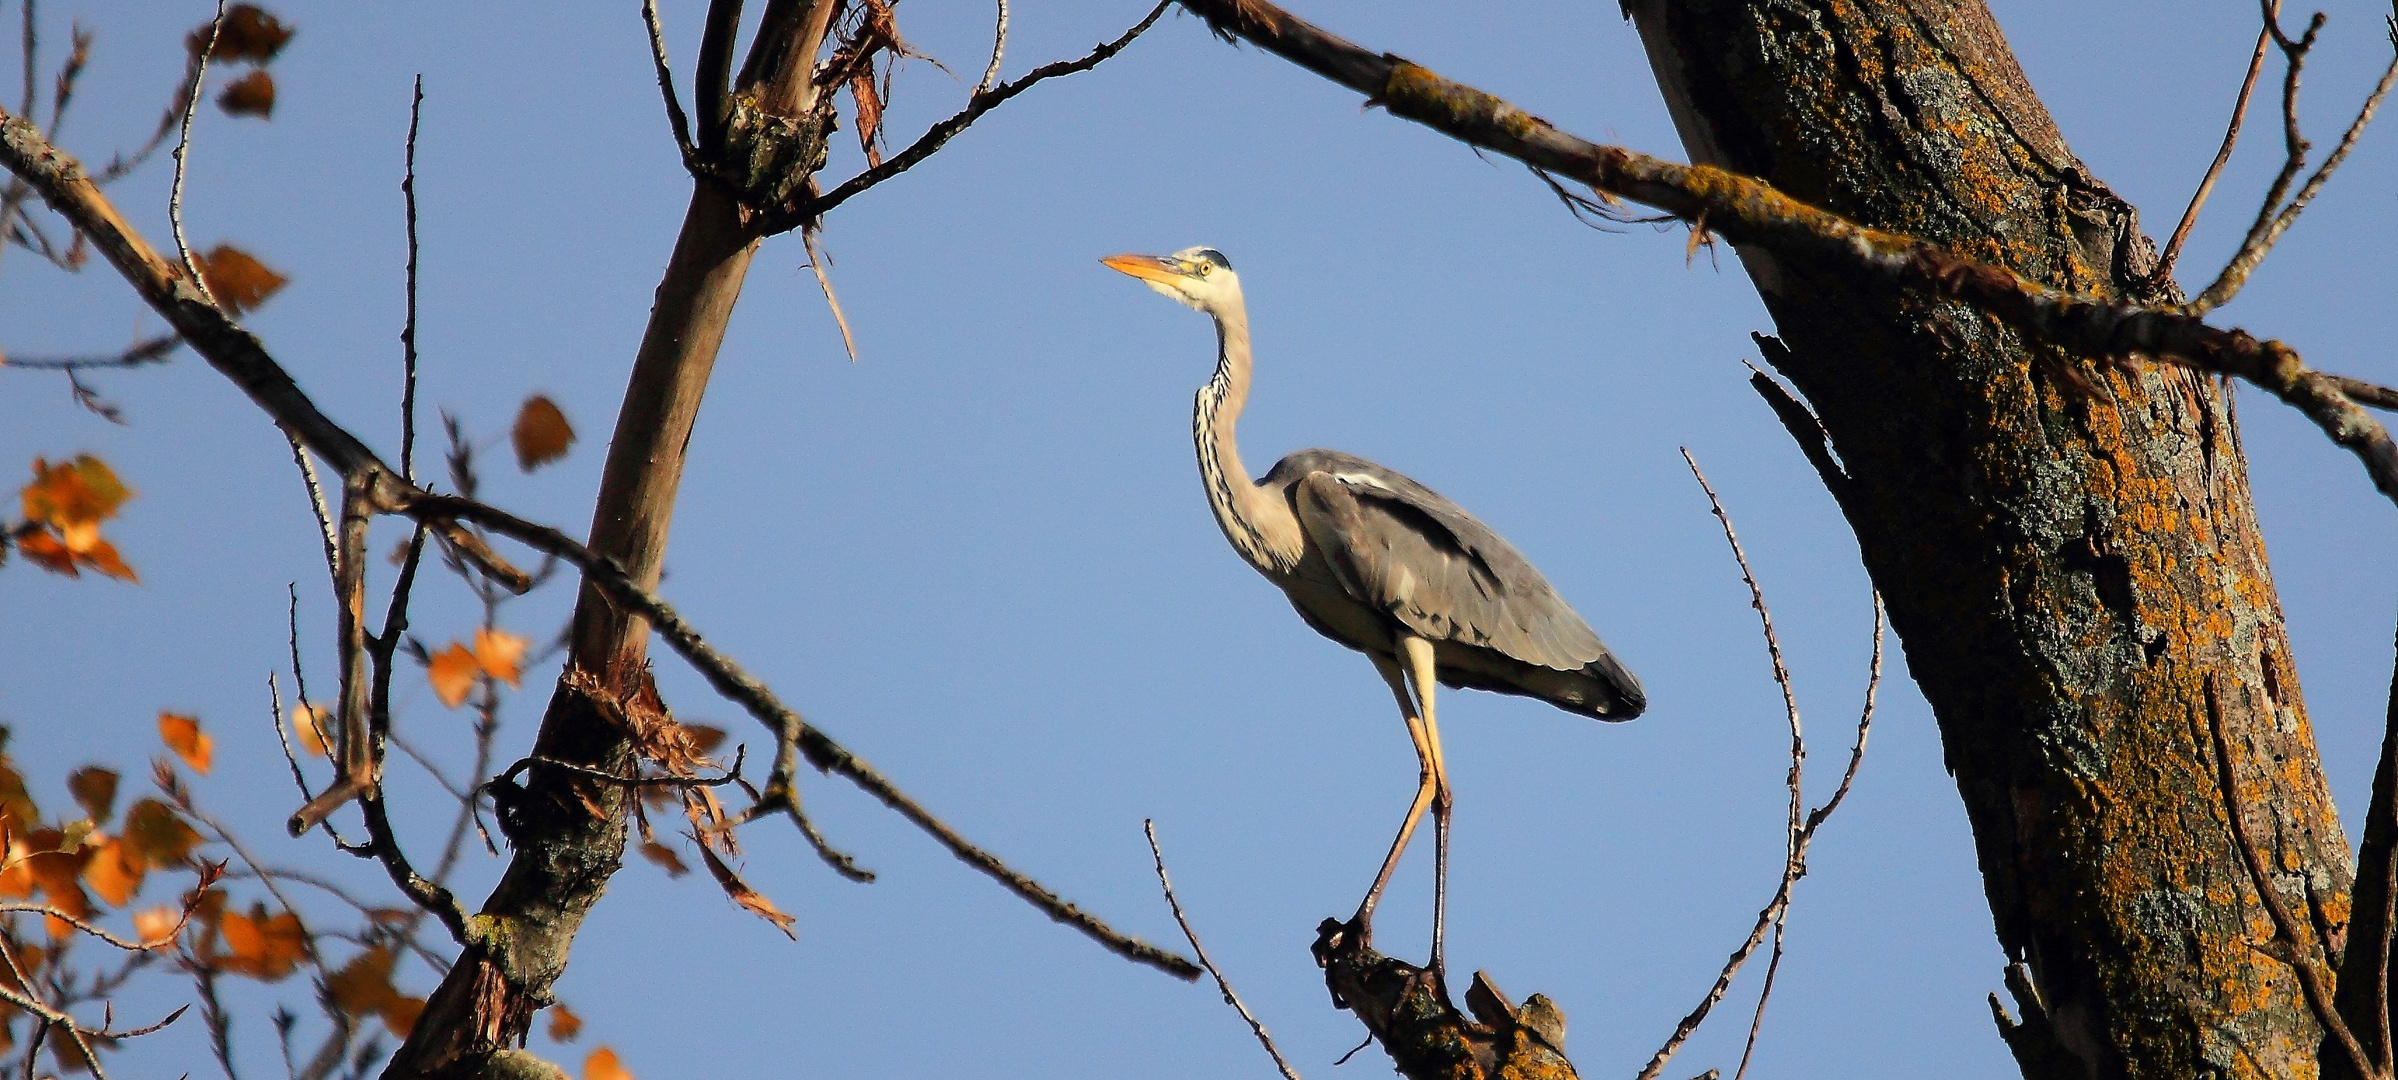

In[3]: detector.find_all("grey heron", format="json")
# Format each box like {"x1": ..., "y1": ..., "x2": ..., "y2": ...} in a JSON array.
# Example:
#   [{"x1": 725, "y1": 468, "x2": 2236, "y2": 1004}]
[{"x1": 1103, "y1": 246, "x2": 1645, "y2": 984}]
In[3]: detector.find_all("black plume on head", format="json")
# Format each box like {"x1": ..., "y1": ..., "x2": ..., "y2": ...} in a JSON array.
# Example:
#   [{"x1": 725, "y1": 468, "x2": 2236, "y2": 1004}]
[{"x1": 1193, "y1": 248, "x2": 1232, "y2": 270}]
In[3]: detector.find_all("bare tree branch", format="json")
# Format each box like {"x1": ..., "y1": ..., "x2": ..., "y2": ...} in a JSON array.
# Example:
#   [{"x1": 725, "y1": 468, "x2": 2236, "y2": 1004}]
[
  {"x1": 2189, "y1": 3, "x2": 2398, "y2": 312},
  {"x1": 169, "y1": 0, "x2": 224, "y2": 307},
  {"x1": 803, "y1": 0, "x2": 1170, "y2": 220},
  {"x1": 1145, "y1": 820, "x2": 1300, "y2": 1080},
  {"x1": 641, "y1": 0, "x2": 697, "y2": 165},
  {"x1": 2154, "y1": 16, "x2": 2273, "y2": 285},
  {"x1": 1170, "y1": 0, "x2": 2398, "y2": 508}
]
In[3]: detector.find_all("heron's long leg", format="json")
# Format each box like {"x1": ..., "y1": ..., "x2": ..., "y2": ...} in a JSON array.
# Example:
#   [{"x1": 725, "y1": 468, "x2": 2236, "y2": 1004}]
[
  {"x1": 1401, "y1": 634, "x2": 1452, "y2": 983},
  {"x1": 1354, "y1": 652, "x2": 1437, "y2": 932}
]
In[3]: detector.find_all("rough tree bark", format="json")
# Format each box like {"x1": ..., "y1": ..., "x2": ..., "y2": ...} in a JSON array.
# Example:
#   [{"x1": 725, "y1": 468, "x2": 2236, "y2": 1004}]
[
  {"x1": 383, "y1": 4, "x2": 840, "y2": 1076},
  {"x1": 1627, "y1": 4, "x2": 2349, "y2": 1078}
]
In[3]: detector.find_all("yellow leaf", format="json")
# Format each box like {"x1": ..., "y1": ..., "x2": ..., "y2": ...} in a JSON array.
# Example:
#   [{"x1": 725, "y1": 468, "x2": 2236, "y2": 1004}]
[
  {"x1": 546, "y1": 1003, "x2": 583, "y2": 1043},
  {"x1": 159, "y1": 713, "x2": 213, "y2": 774},
  {"x1": 511, "y1": 395, "x2": 575, "y2": 472},
  {"x1": 66, "y1": 767, "x2": 118, "y2": 824},
  {"x1": 291, "y1": 702, "x2": 331, "y2": 756},
  {"x1": 584, "y1": 1046, "x2": 632, "y2": 1080},
  {"x1": 427, "y1": 643, "x2": 478, "y2": 708},
  {"x1": 193, "y1": 244, "x2": 288, "y2": 313},
  {"x1": 473, "y1": 627, "x2": 528, "y2": 687}
]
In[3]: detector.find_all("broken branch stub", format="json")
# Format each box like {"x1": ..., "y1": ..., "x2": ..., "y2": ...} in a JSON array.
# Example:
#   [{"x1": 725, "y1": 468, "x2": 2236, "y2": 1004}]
[{"x1": 1311, "y1": 919, "x2": 1577, "y2": 1080}]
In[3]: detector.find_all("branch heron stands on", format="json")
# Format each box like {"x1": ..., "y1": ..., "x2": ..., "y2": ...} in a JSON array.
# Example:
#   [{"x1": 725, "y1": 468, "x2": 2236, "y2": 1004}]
[{"x1": 1103, "y1": 246, "x2": 1646, "y2": 985}]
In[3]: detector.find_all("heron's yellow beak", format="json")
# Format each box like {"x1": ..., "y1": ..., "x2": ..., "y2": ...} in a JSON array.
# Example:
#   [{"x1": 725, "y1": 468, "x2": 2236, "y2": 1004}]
[{"x1": 1101, "y1": 253, "x2": 1185, "y2": 285}]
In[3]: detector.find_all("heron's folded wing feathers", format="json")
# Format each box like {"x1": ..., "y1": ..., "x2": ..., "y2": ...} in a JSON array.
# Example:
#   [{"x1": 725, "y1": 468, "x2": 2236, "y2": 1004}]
[{"x1": 1288, "y1": 462, "x2": 1608, "y2": 673}]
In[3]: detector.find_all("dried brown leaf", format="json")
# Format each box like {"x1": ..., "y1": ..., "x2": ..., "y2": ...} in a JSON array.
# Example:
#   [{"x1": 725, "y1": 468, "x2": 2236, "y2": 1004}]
[
  {"x1": 637, "y1": 841, "x2": 688, "y2": 879},
  {"x1": 217, "y1": 69, "x2": 275, "y2": 118},
  {"x1": 188, "y1": 4, "x2": 293, "y2": 62},
  {"x1": 194, "y1": 244, "x2": 289, "y2": 313},
  {"x1": 217, "y1": 903, "x2": 305, "y2": 980},
  {"x1": 120, "y1": 798, "x2": 201, "y2": 867},
  {"x1": 694, "y1": 837, "x2": 795, "y2": 939},
  {"x1": 511, "y1": 395, "x2": 575, "y2": 471},
  {"x1": 81, "y1": 838, "x2": 143, "y2": 907},
  {"x1": 546, "y1": 1003, "x2": 583, "y2": 1043},
  {"x1": 67, "y1": 766, "x2": 119, "y2": 824}
]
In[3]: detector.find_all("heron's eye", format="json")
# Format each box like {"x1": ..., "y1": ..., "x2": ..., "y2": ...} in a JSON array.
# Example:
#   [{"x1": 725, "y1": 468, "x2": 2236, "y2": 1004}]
[{"x1": 1196, "y1": 262, "x2": 1212, "y2": 276}]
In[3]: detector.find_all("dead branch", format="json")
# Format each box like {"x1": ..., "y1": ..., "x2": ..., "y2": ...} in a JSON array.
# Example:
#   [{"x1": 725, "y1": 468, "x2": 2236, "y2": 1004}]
[
  {"x1": 640, "y1": 0, "x2": 697, "y2": 165},
  {"x1": 2154, "y1": 17, "x2": 2273, "y2": 284},
  {"x1": 1311, "y1": 919, "x2": 1578, "y2": 1080},
  {"x1": 801, "y1": 0, "x2": 1171, "y2": 221},
  {"x1": 401, "y1": 76, "x2": 423, "y2": 482},
  {"x1": 1169, "y1": 0, "x2": 2398, "y2": 509},
  {"x1": 1144, "y1": 821, "x2": 1300, "y2": 1080},
  {"x1": 0, "y1": 332, "x2": 179, "y2": 369}
]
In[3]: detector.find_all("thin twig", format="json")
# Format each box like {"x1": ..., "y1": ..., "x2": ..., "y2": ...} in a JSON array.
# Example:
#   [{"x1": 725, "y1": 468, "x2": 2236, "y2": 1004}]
[
  {"x1": 170, "y1": 0, "x2": 225, "y2": 307},
  {"x1": 977, "y1": 0, "x2": 1009, "y2": 95},
  {"x1": 400, "y1": 76, "x2": 422, "y2": 483},
  {"x1": 1637, "y1": 460, "x2": 1881, "y2": 1080},
  {"x1": 2192, "y1": 5, "x2": 2398, "y2": 312},
  {"x1": 2155, "y1": 18, "x2": 2274, "y2": 285},
  {"x1": 404, "y1": 491, "x2": 1200, "y2": 979},
  {"x1": 0, "y1": 333, "x2": 180, "y2": 370},
  {"x1": 1145, "y1": 821, "x2": 1301, "y2": 1080},
  {"x1": 803, "y1": 0, "x2": 1171, "y2": 220},
  {"x1": 641, "y1": 0, "x2": 696, "y2": 163},
  {"x1": 286, "y1": 428, "x2": 340, "y2": 590},
  {"x1": 801, "y1": 228, "x2": 857, "y2": 360},
  {"x1": 2203, "y1": 673, "x2": 2376, "y2": 1079}
]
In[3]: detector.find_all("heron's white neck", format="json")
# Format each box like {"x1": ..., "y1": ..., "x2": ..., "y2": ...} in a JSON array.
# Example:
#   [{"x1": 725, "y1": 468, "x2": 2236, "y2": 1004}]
[{"x1": 1195, "y1": 301, "x2": 1304, "y2": 575}]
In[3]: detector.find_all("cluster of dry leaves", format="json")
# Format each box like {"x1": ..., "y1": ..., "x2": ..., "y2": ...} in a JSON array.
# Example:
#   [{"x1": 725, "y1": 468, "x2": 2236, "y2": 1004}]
[{"x1": 8, "y1": 455, "x2": 136, "y2": 581}]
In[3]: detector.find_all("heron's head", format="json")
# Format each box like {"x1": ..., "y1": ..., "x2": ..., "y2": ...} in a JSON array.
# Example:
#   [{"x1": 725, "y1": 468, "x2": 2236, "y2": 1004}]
[{"x1": 1101, "y1": 246, "x2": 1242, "y2": 317}]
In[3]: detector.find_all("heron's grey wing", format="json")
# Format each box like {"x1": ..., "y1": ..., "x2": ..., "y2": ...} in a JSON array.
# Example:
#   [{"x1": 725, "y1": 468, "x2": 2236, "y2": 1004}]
[{"x1": 1285, "y1": 459, "x2": 1610, "y2": 674}]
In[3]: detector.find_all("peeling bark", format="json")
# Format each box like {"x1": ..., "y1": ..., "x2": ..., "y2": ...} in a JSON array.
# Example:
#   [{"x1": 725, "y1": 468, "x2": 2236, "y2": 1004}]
[{"x1": 1627, "y1": 3, "x2": 2349, "y2": 1078}]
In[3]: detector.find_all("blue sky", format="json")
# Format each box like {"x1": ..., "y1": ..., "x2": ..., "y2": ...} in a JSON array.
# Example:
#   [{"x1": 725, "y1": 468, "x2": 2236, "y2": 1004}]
[{"x1": 5, "y1": 2, "x2": 2397, "y2": 1077}]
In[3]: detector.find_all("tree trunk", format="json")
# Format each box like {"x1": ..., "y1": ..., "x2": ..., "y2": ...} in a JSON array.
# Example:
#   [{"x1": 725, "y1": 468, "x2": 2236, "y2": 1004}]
[{"x1": 1626, "y1": 4, "x2": 2349, "y2": 1078}]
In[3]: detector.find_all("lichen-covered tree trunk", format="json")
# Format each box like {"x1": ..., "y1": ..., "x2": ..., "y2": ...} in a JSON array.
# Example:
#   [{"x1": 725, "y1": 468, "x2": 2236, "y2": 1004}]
[{"x1": 1626, "y1": 3, "x2": 2349, "y2": 1078}]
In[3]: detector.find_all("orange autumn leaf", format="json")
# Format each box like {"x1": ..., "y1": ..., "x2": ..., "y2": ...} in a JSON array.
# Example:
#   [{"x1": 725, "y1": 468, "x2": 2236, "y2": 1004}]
[
  {"x1": 218, "y1": 904, "x2": 305, "y2": 980},
  {"x1": 66, "y1": 766, "x2": 118, "y2": 824},
  {"x1": 120, "y1": 798, "x2": 200, "y2": 866},
  {"x1": 584, "y1": 1046, "x2": 632, "y2": 1080},
  {"x1": 131, "y1": 906, "x2": 180, "y2": 945},
  {"x1": 682, "y1": 724, "x2": 727, "y2": 757},
  {"x1": 546, "y1": 1003, "x2": 583, "y2": 1043},
  {"x1": 21, "y1": 454, "x2": 130, "y2": 527},
  {"x1": 327, "y1": 945, "x2": 420, "y2": 1034},
  {"x1": 217, "y1": 69, "x2": 274, "y2": 118},
  {"x1": 474, "y1": 627, "x2": 528, "y2": 687},
  {"x1": 193, "y1": 244, "x2": 288, "y2": 313},
  {"x1": 427, "y1": 642, "x2": 478, "y2": 708},
  {"x1": 511, "y1": 395, "x2": 576, "y2": 472},
  {"x1": 159, "y1": 713, "x2": 213, "y2": 774},
  {"x1": 383, "y1": 995, "x2": 426, "y2": 1037},
  {"x1": 636, "y1": 841, "x2": 687, "y2": 879},
  {"x1": 17, "y1": 455, "x2": 137, "y2": 582},
  {"x1": 291, "y1": 702, "x2": 331, "y2": 756},
  {"x1": 80, "y1": 839, "x2": 143, "y2": 908}
]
